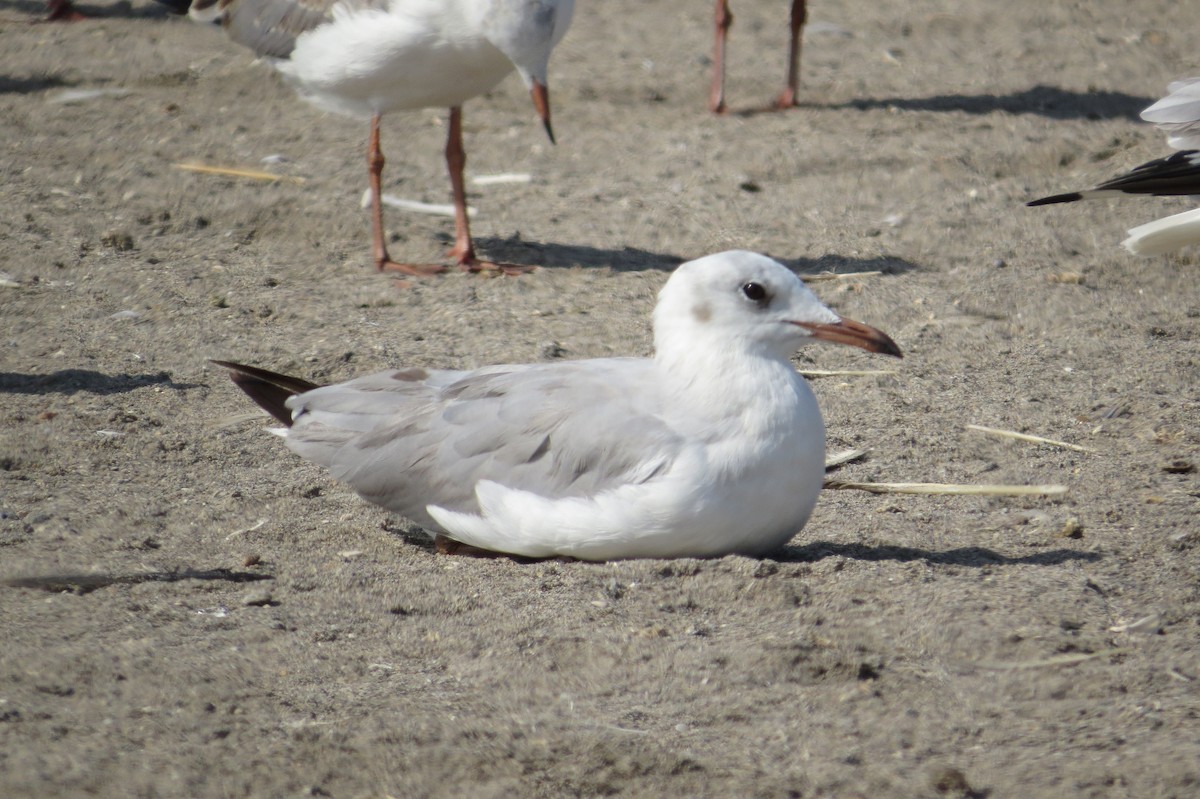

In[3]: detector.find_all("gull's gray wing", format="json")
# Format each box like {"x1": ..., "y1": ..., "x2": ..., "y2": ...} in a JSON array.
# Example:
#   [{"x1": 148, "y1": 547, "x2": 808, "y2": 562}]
[
  {"x1": 191, "y1": 0, "x2": 383, "y2": 59},
  {"x1": 283, "y1": 359, "x2": 685, "y2": 531}
]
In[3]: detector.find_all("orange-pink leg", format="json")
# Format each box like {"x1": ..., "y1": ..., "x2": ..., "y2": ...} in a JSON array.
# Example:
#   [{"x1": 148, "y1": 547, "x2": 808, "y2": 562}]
[
  {"x1": 774, "y1": 0, "x2": 807, "y2": 108},
  {"x1": 367, "y1": 114, "x2": 445, "y2": 277},
  {"x1": 444, "y1": 106, "x2": 534, "y2": 275},
  {"x1": 709, "y1": 0, "x2": 733, "y2": 114},
  {"x1": 435, "y1": 534, "x2": 511, "y2": 558}
]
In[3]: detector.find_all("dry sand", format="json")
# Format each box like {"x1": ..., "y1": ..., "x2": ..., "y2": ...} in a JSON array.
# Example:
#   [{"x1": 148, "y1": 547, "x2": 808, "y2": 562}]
[{"x1": 2, "y1": 0, "x2": 1198, "y2": 795}]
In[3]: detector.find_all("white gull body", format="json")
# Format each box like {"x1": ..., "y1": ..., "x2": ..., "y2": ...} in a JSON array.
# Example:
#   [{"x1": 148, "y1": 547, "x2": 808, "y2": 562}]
[
  {"x1": 217, "y1": 251, "x2": 901, "y2": 560},
  {"x1": 252, "y1": 0, "x2": 574, "y2": 118}
]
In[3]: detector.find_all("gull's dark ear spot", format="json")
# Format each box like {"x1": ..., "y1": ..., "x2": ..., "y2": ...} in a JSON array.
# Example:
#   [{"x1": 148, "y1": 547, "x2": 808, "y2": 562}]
[{"x1": 692, "y1": 302, "x2": 712, "y2": 323}]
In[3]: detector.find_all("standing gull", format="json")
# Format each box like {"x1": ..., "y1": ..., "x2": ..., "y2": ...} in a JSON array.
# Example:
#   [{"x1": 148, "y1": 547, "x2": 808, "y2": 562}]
[
  {"x1": 710, "y1": 0, "x2": 807, "y2": 113},
  {"x1": 215, "y1": 251, "x2": 901, "y2": 560},
  {"x1": 1028, "y1": 77, "x2": 1200, "y2": 255},
  {"x1": 190, "y1": 0, "x2": 575, "y2": 275}
]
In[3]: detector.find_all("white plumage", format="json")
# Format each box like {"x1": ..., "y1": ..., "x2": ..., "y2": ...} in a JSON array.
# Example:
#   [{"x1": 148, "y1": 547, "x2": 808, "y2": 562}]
[{"x1": 1141, "y1": 77, "x2": 1200, "y2": 150}]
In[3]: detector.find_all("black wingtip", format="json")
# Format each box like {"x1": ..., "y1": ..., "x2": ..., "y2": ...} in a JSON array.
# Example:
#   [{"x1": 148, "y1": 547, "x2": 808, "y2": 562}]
[
  {"x1": 212, "y1": 360, "x2": 320, "y2": 427},
  {"x1": 1027, "y1": 192, "x2": 1084, "y2": 207}
]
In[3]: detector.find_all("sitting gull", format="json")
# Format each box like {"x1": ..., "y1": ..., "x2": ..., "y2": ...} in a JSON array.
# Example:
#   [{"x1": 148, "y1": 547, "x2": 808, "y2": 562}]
[
  {"x1": 215, "y1": 250, "x2": 901, "y2": 560},
  {"x1": 1028, "y1": 77, "x2": 1200, "y2": 255},
  {"x1": 190, "y1": 0, "x2": 575, "y2": 275}
]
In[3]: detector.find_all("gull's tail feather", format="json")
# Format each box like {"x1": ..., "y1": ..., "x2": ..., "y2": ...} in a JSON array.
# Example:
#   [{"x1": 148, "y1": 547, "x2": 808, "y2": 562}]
[
  {"x1": 1027, "y1": 191, "x2": 1085, "y2": 206},
  {"x1": 212, "y1": 360, "x2": 321, "y2": 426},
  {"x1": 1122, "y1": 207, "x2": 1200, "y2": 256}
]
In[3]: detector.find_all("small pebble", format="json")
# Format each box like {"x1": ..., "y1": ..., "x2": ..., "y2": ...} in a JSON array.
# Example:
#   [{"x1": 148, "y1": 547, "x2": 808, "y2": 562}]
[{"x1": 243, "y1": 589, "x2": 275, "y2": 607}]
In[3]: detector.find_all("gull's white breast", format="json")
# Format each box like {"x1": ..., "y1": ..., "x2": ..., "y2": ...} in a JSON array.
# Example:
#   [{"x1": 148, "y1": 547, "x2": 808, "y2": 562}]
[{"x1": 278, "y1": 3, "x2": 515, "y2": 117}]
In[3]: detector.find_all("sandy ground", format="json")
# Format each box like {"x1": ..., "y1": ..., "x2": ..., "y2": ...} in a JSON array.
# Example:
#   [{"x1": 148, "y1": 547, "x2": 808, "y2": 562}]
[{"x1": 2, "y1": 0, "x2": 1199, "y2": 796}]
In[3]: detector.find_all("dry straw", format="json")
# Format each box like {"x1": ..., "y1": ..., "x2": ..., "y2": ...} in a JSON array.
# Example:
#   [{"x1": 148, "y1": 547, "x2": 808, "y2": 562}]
[{"x1": 176, "y1": 162, "x2": 306, "y2": 185}]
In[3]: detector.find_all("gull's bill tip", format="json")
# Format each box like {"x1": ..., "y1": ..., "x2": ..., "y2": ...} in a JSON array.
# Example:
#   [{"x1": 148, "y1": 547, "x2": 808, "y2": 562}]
[
  {"x1": 796, "y1": 317, "x2": 903, "y2": 358},
  {"x1": 530, "y1": 81, "x2": 554, "y2": 144}
]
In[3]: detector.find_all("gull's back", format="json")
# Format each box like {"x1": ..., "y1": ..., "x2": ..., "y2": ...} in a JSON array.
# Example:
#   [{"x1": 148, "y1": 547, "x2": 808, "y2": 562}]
[{"x1": 283, "y1": 359, "x2": 686, "y2": 532}]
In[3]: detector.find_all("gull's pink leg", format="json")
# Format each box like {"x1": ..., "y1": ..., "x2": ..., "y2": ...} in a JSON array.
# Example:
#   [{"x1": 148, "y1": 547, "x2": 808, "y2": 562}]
[
  {"x1": 709, "y1": 0, "x2": 733, "y2": 114},
  {"x1": 444, "y1": 106, "x2": 534, "y2": 275},
  {"x1": 435, "y1": 534, "x2": 509, "y2": 558},
  {"x1": 774, "y1": 0, "x2": 807, "y2": 109},
  {"x1": 368, "y1": 113, "x2": 445, "y2": 277},
  {"x1": 435, "y1": 534, "x2": 566, "y2": 562}
]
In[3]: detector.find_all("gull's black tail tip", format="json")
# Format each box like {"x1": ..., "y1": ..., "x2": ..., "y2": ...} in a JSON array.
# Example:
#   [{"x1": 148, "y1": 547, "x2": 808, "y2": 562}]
[{"x1": 212, "y1": 360, "x2": 320, "y2": 427}]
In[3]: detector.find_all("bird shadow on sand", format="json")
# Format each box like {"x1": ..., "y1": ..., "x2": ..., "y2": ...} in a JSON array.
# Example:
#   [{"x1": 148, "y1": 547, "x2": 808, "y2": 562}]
[
  {"x1": 732, "y1": 85, "x2": 1149, "y2": 122},
  {"x1": 0, "y1": 369, "x2": 201, "y2": 396},
  {"x1": 3, "y1": 568, "x2": 273, "y2": 596},
  {"x1": 835, "y1": 85, "x2": 1150, "y2": 122},
  {"x1": 0, "y1": 74, "x2": 76, "y2": 94},
  {"x1": 781, "y1": 540, "x2": 1102, "y2": 567},
  {"x1": 382, "y1": 524, "x2": 1094, "y2": 569},
  {"x1": 474, "y1": 238, "x2": 683, "y2": 272},
  {"x1": 6, "y1": 0, "x2": 188, "y2": 19},
  {"x1": 474, "y1": 237, "x2": 922, "y2": 277}
]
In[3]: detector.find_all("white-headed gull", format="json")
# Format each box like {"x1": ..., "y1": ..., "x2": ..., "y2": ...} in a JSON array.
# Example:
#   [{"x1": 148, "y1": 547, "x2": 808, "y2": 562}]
[
  {"x1": 710, "y1": 0, "x2": 807, "y2": 113},
  {"x1": 215, "y1": 251, "x2": 902, "y2": 560},
  {"x1": 190, "y1": 0, "x2": 575, "y2": 275},
  {"x1": 1029, "y1": 77, "x2": 1200, "y2": 255}
]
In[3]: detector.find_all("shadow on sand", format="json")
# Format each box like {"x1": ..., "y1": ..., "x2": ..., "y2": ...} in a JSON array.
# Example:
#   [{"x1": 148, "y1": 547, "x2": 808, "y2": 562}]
[
  {"x1": 473, "y1": 237, "x2": 922, "y2": 277},
  {"x1": 0, "y1": 369, "x2": 201, "y2": 395},
  {"x1": 782, "y1": 540, "x2": 1101, "y2": 567},
  {"x1": 3, "y1": 568, "x2": 273, "y2": 595},
  {"x1": 731, "y1": 84, "x2": 1149, "y2": 121}
]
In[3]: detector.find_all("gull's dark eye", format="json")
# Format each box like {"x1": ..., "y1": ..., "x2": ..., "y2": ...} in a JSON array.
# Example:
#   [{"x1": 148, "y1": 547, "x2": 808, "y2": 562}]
[{"x1": 741, "y1": 282, "x2": 767, "y2": 303}]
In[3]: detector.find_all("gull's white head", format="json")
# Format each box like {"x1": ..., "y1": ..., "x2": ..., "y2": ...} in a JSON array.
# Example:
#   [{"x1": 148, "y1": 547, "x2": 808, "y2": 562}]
[
  {"x1": 483, "y1": 0, "x2": 576, "y2": 143},
  {"x1": 654, "y1": 250, "x2": 902, "y2": 361}
]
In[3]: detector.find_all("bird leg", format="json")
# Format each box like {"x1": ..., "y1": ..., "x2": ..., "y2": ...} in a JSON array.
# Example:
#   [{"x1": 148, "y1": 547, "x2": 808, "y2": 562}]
[
  {"x1": 434, "y1": 534, "x2": 572, "y2": 562},
  {"x1": 709, "y1": 0, "x2": 733, "y2": 114},
  {"x1": 774, "y1": 0, "x2": 807, "y2": 109},
  {"x1": 435, "y1": 534, "x2": 515, "y2": 558},
  {"x1": 44, "y1": 0, "x2": 86, "y2": 21},
  {"x1": 444, "y1": 106, "x2": 534, "y2": 275},
  {"x1": 367, "y1": 113, "x2": 446, "y2": 277}
]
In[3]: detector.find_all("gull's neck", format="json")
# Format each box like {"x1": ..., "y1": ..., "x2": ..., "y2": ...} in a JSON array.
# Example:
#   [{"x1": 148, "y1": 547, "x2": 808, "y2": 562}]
[{"x1": 653, "y1": 328, "x2": 808, "y2": 440}]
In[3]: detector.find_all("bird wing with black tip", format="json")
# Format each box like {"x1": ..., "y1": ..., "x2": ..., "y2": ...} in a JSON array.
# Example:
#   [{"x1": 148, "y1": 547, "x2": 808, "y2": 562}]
[{"x1": 1028, "y1": 150, "x2": 1200, "y2": 206}]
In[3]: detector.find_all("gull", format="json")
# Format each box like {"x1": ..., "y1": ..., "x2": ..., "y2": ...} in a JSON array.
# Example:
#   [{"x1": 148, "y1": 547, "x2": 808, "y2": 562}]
[
  {"x1": 710, "y1": 0, "x2": 807, "y2": 113},
  {"x1": 1028, "y1": 77, "x2": 1200, "y2": 255},
  {"x1": 189, "y1": 0, "x2": 575, "y2": 276},
  {"x1": 215, "y1": 251, "x2": 902, "y2": 560}
]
